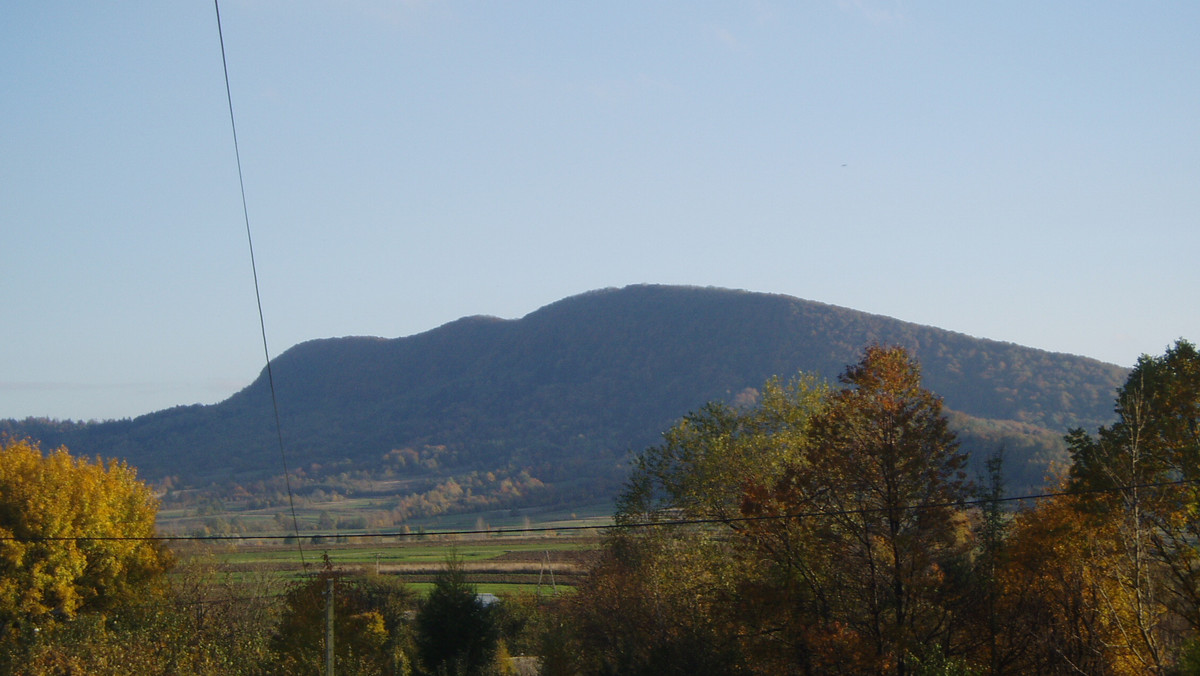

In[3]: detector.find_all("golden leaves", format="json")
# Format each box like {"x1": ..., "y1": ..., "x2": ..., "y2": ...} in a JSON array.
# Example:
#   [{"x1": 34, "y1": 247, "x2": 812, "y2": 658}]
[{"x1": 0, "y1": 438, "x2": 170, "y2": 622}]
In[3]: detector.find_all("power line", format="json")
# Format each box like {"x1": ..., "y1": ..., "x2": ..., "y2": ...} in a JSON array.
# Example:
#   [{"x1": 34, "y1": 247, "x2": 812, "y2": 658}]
[
  {"x1": 211, "y1": 0, "x2": 306, "y2": 569},
  {"x1": 3, "y1": 475, "x2": 1196, "y2": 545}
]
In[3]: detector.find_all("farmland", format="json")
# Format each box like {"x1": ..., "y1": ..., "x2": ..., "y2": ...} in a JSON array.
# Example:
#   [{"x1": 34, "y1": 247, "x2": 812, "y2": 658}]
[{"x1": 173, "y1": 529, "x2": 602, "y2": 596}]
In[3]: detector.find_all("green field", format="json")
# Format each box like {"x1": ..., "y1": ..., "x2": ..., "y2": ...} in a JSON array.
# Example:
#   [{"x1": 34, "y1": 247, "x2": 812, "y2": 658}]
[
  {"x1": 159, "y1": 486, "x2": 614, "y2": 596},
  {"x1": 180, "y1": 533, "x2": 600, "y2": 596}
]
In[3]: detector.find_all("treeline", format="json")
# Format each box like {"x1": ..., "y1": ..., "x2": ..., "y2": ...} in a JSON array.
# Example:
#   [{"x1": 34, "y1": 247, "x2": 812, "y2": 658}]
[
  {"x1": 560, "y1": 340, "x2": 1200, "y2": 674},
  {"x1": 158, "y1": 462, "x2": 554, "y2": 537}
]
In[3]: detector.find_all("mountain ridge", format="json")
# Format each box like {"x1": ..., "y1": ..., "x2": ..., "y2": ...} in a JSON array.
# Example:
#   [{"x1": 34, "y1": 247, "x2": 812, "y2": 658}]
[{"x1": 2, "y1": 285, "x2": 1127, "y2": 503}]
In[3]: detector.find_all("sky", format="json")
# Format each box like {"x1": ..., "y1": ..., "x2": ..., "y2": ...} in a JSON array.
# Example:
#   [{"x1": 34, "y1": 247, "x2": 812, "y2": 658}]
[{"x1": 2, "y1": 1, "x2": 1198, "y2": 422}]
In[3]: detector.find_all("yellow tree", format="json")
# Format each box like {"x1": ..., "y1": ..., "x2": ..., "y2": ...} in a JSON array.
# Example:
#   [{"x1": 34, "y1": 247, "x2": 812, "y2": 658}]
[
  {"x1": 0, "y1": 438, "x2": 171, "y2": 630},
  {"x1": 1064, "y1": 340, "x2": 1200, "y2": 669},
  {"x1": 998, "y1": 480, "x2": 1171, "y2": 675}
]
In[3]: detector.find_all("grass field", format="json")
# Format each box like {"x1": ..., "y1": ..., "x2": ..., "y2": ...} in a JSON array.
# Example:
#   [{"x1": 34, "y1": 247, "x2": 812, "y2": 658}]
[
  {"x1": 180, "y1": 533, "x2": 601, "y2": 596},
  {"x1": 159, "y1": 488, "x2": 615, "y2": 596}
]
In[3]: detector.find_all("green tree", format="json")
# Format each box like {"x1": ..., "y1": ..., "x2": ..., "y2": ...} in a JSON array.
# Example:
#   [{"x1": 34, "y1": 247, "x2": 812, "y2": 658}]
[
  {"x1": 617, "y1": 374, "x2": 827, "y2": 524},
  {"x1": 1068, "y1": 339, "x2": 1200, "y2": 498},
  {"x1": 414, "y1": 553, "x2": 499, "y2": 676},
  {"x1": 0, "y1": 439, "x2": 171, "y2": 635}
]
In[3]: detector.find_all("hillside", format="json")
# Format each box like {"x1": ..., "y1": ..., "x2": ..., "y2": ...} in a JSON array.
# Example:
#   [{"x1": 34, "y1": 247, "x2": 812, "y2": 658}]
[{"x1": 3, "y1": 285, "x2": 1127, "y2": 509}]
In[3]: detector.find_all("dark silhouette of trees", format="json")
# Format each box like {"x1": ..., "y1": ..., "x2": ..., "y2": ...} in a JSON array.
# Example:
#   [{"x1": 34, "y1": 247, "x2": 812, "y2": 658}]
[{"x1": 414, "y1": 553, "x2": 499, "y2": 676}]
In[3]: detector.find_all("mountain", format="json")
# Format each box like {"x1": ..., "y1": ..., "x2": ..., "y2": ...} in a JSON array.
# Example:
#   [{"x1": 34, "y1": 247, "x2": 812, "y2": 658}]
[{"x1": 2, "y1": 285, "x2": 1127, "y2": 506}]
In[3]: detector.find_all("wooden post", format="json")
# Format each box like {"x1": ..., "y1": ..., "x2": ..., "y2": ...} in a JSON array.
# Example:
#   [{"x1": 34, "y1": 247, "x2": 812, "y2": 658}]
[{"x1": 325, "y1": 576, "x2": 335, "y2": 676}]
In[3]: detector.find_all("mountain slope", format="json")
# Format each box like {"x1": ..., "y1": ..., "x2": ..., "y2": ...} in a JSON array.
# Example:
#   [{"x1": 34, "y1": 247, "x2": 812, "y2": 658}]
[{"x1": 3, "y1": 285, "x2": 1127, "y2": 496}]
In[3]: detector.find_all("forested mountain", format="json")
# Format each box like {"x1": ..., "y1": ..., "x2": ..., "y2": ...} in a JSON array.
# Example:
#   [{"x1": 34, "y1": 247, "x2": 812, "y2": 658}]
[{"x1": 3, "y1": 285, "x2": 1127, "y2": 502}]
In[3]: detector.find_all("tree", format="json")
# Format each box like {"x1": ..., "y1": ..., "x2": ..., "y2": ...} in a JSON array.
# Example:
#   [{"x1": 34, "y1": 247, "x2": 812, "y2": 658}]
[
  {"x1": 270, "y1": 558, "x2": 414, "y2": 676},
  {"x1": 570, "y1": 527, "x2": 756, "y2": 676},
  {"x1": 414, "y1": 553, "x2": 499, "y2": 676},
  {"x1": 12, "y1": 553, "x2": 280, "y2": 675},
  {"x1": 573, "y1": 375, "x2": 826, "y2": 675},
  {"x1": 993, "y1": 476, "x2": 1180, "y2": 675},
  {"x1": 741, "y1": 345, "x2": 973, "y2": 674},
  {"x1": 0, "y1": 439, "x2": 171, "y2": 633},
  {"x1": 978, "y1": 339, "x2": 1200, "y2": 674},
  {"x1": 1071, "y1": 340, "x2": 1200, "y2": 635},
  {"x1": 1058, "y1": 339, "x2": 1200, "y2": 671},
  {"x1": 1069, "y1": 339, "x2": 1198, "y2": 489},
  {"x1": 968, "y1": 450, "x2": 1014, "y2": 675},
  {"x1": 617, "y1": 374, "x2": 827, "y2": 525}
]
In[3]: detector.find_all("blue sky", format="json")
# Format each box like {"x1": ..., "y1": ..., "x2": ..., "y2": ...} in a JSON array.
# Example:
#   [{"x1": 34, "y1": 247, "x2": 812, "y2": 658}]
[{"x1": 3, "y1": 1, "x2": 1198, "y2": 421}]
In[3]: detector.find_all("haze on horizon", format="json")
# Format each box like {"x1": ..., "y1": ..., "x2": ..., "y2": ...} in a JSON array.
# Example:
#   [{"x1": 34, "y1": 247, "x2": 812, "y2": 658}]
[{"x1": 3, "y1": 2, "x2": 1197, "y2": 422}]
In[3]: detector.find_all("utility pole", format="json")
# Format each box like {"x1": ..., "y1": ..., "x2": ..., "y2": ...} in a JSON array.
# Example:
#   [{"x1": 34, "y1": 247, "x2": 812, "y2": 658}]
[{"x1": 325, "y1": 576, "x2": 335, "y2": 676}]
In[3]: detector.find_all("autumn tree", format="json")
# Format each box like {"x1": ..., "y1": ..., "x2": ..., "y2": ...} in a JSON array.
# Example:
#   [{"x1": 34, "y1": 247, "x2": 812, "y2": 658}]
[
  {"x1": 995, "y1": 481, "x2": 1156, "y2": 675},
  {"x1": 1053, "y1": 339, "x2": 1200, "y2": 671},
  {"x1": 577, "y1": 350, "x2": 976, "y2": 673},
  {"x1": 741, "y1": 345, "x2": 973, "y2": 674},
  {"x1": 13, "y1": 554, "x2": 280, "y2": 675},
  {"x1": 0, "y1": 439, "x2": 171, "y2": 636},
  {"x1": 571, "y1": 526, "x2": 757, "y2": 676},
  {"x1": 567, "y1": 340, "x2": 1200, "y2": 673},
  {"x1": 617, "y1": 374, "x2": 827, "y2": 524},
  {"x1": 572, "y1": 375, "x2": 826, "y2": 674},
  {"x1": 975, "y1": 340, "x2": 1200, "y2": 674},
  {"x1": 270, "y1": 558, "x2": 414, "y2": 676}
]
